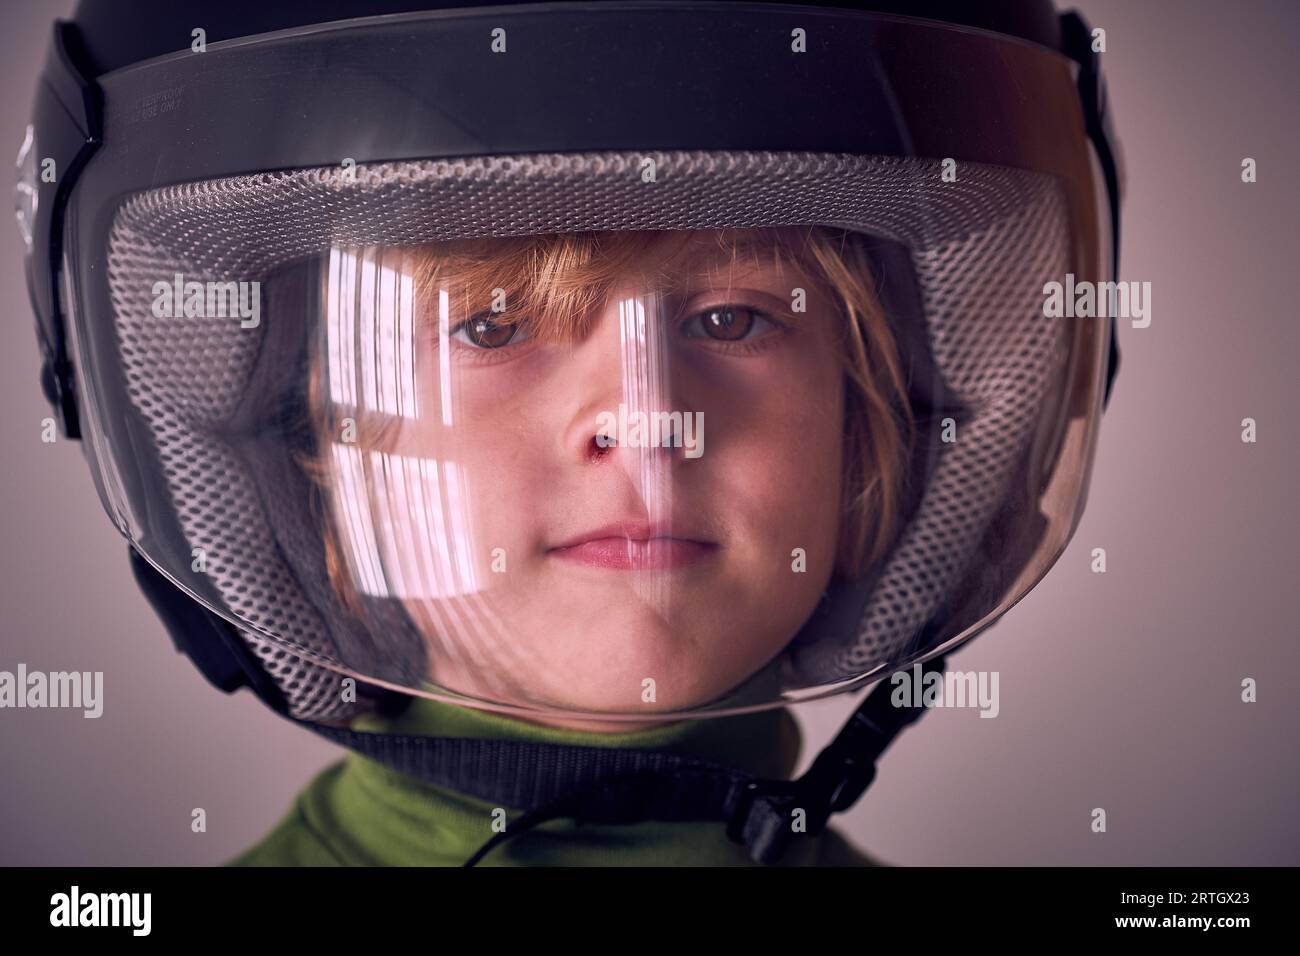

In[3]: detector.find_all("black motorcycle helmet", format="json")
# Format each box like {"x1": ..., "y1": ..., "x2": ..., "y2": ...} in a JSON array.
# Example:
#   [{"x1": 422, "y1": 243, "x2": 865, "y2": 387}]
[{"x1": 18, "y1": 0, "x2": 1122, "y2": 864}]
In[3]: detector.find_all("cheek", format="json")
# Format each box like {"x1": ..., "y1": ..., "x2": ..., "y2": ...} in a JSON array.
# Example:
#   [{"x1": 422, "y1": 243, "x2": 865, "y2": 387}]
[
  {"x1": 692, "y1": 344, "x2": 845, "y2": 562},
  {"x1": 395, "y1": 361, "x2": 556, "y2": 566}
]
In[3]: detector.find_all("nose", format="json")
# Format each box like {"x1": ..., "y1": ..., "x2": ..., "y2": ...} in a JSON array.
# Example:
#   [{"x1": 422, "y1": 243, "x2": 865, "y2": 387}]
[{"x1": 560, "y1": 290, "x2": 686, "y2": 476}]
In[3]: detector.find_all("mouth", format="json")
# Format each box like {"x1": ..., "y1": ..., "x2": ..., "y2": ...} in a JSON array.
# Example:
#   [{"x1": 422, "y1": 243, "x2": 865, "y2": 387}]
[{"x1": 547, "y1": 522, "x2": 719, "y2": 570}]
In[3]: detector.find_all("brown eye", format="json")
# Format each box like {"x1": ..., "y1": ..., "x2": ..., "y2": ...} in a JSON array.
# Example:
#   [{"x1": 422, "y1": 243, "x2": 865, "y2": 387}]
[
  {"x1": 701, "y1": 306, "x2": 753, "y2": 341},
  {"x1": 693, "y1": 306, "x2": 765, "y2": 341},
  {"x1": 454, "y1": 312, "x2": 525, "y2": 349}
]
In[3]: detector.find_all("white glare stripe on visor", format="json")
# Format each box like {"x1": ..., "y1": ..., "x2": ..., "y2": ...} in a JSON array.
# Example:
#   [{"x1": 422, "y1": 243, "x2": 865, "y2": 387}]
[
  {"x1": 329, "y1": 444, "x2": 480, "y2": 600},
  {"x1": 325, "y1": 244, "x2": 479, "y2": 601},
  {"x1": 329, "y1": 441, "x2": 385, "y2": 596},
  {"x1": 326, "y1": 246, "x2": 418, "y2": 419},
  {"x1": 619, "y1": 292, "x2": 673, "y2": 612},
  {"x1": 439, "y1": 286, "x2": 453, "y2": 428}
]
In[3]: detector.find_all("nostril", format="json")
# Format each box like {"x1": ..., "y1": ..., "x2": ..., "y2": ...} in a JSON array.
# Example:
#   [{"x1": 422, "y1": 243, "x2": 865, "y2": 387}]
[{"x1": 588, "y1": 432, "x2": 616, "y2": 461}]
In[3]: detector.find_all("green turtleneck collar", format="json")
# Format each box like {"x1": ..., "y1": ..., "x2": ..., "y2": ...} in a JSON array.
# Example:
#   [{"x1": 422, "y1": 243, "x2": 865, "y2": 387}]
[{"x1": 226, "y1": 666, "x2": 879, "y2": 866}]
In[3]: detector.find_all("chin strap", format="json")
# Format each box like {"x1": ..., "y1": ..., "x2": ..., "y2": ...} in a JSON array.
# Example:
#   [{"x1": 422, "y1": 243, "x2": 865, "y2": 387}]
[{"x1": 288, "y1": 655, "x2": 945, "y2": 866}]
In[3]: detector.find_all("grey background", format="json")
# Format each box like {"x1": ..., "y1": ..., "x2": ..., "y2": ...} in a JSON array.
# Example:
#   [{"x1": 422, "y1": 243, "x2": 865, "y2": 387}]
[{"x1": 1, "y1": 0, "x2": 1297, "y2": 865}]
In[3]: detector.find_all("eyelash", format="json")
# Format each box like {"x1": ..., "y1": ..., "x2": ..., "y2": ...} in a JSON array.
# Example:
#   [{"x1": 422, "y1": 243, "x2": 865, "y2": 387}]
[{"x1": 443, "y1": 302, "x2": 789, "y2": 360}]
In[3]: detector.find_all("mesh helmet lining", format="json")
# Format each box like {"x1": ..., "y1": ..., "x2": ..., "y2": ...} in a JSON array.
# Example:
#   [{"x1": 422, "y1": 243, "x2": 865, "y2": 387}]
[{"x1": 104, "y1": 150, "x2": 1069, "y2": 718}]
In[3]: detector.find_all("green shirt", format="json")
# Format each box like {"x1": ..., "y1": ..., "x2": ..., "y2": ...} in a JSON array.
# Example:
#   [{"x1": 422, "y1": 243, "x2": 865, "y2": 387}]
[{"x1": 226, "y1": 691, "x2": 883, "y2": 867}]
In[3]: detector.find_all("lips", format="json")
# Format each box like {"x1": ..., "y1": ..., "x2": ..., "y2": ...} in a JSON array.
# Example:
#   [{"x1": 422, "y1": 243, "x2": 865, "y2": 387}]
[{"x1": 547, "y1": 521, "x2": 719, "y2": 570}]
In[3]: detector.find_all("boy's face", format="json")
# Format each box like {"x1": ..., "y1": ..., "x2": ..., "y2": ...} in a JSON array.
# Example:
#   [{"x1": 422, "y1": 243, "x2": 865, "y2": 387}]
[{"x1": 350, "y1": 230, "x2": 846, "y2": 723}]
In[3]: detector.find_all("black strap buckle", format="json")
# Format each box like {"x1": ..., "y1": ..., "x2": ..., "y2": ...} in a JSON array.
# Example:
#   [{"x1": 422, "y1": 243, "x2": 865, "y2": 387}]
[
  {"x1": 726, "y1": 752, "x2": 881, "y2": 864},
  {"x1": 727, "y1": 656, "x2": 944, "y2": 864}
]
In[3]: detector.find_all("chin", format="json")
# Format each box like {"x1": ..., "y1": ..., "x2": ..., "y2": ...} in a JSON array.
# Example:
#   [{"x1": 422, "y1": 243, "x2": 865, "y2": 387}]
[{"x1": 526, "y1": 612, "x2": 746, "y2": 715}]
